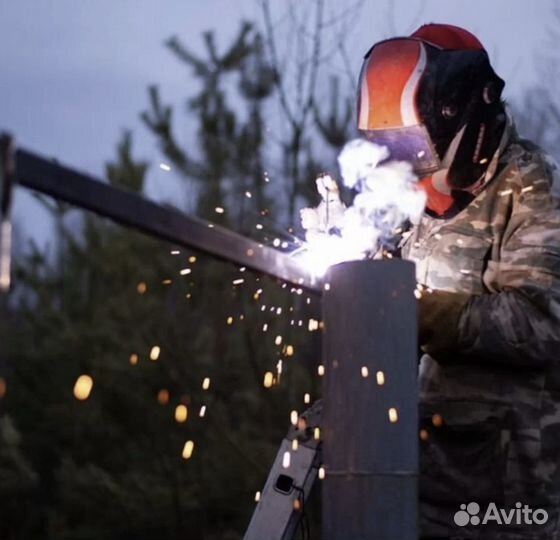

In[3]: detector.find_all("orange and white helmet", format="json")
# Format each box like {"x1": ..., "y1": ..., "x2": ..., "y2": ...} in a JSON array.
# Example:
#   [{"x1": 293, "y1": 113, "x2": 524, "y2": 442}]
[{"x1": 357, "y1": 24, "x2": 505, "y2": 217}]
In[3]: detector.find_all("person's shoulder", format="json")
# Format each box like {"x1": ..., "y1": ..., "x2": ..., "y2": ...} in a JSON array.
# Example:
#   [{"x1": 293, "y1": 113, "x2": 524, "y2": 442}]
[{"x1": 500, "y1": 137, "x2": 560, "y2": 198}]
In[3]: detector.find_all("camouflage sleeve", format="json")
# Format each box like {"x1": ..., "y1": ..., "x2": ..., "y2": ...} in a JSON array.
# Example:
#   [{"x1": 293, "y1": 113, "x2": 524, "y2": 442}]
[{"x1": 457, "y1": 154, "x2": 560, "y2": 366}]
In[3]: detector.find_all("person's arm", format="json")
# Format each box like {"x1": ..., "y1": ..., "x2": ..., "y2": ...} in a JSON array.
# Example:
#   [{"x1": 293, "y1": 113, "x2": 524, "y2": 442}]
[{"x1": 421, "y1": 157, "x2": 560, "y2": 366}]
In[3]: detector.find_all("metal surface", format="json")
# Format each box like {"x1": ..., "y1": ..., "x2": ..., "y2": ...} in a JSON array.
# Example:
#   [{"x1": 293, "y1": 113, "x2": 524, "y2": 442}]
[
  {"x1": 11, "y1": 143, "x2": 320, "y2": 292},
  {"x1": 244, "y1": 401, "x2": 322, "y2": 540},
  {"x1": 322, "y1": 260, "x2": 418, "y2": 540}
]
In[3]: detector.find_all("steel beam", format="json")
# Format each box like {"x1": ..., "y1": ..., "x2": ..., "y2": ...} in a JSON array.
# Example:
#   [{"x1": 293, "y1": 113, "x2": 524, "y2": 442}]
[
  {"x1": 321, "y1": 260, "x2": 418, "y2": 540},
  {"x1": 11, "y1": 143, "x2": 320, "y2": 292}
]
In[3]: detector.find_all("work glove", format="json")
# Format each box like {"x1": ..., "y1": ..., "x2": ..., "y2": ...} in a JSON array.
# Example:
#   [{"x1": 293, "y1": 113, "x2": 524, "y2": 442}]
[{"x1": 417, "y1": 288, "x2": 472, "y2": 360}]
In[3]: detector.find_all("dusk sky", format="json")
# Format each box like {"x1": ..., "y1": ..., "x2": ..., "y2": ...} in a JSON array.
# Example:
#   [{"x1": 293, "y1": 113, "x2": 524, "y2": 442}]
[{"x1": 0, "y1": 0, "x2": 555, "y2": 246}]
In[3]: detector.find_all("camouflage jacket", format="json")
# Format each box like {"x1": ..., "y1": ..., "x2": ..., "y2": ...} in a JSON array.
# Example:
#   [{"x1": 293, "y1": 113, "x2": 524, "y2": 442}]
[{"x1": 402, "y1": 118, "x2": 560, "y2": 540}]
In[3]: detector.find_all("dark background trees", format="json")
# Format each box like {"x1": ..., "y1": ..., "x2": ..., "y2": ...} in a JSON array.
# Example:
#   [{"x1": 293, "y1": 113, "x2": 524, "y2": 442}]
[{"x1": 0, "y1": 8, "x2": 347, "y2": 539}]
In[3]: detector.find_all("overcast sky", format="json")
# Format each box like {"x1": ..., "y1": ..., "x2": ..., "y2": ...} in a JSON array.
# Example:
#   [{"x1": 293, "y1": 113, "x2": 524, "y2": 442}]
[{"x1": 0, "y1": 0, "x2": 555, "y2": 245}]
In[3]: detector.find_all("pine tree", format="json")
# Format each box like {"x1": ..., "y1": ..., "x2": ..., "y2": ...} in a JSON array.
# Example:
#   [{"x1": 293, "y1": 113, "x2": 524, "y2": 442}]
[{"x1": 6, "y1": 121, "x2": 319, "y2": 538}]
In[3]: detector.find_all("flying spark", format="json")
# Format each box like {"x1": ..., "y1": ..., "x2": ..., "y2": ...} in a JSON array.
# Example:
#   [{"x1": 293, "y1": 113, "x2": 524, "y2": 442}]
[
  {"x1": 308, "y1": 319, "x2": 319, "y2": 331},
  {"x1": 290, "y1": 410, "x2": 299, "y2": 426},
  {"x1": 73, "y1": 375, "x2": 93, "y2": 400},
  {"x1": 182, "y1": 440, "x2": 195, "y2": 460},
  {"x1": 263, "y1": 372, "x2": 274, "y2": 388},
  {"x1": 175, "y1": 405, "x2": 188, "y2": 423},
  {"x1": 150, "y1": 346, "x2": 161, "y2": 361},
  {"x1": 137, "y1": 282, "x2": 147, "y2": 294}
]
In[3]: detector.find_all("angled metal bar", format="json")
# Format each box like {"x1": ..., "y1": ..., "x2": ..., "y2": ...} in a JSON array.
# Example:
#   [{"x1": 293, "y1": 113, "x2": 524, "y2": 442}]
[{"x1": 12, "y1": 145, "x2": 320, "y2": 293}]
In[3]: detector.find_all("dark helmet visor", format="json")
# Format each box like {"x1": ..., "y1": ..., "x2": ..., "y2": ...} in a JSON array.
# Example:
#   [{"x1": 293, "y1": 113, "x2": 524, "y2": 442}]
[{"x1": 362, "y1": 124, "x2": 441, "y2": 175}]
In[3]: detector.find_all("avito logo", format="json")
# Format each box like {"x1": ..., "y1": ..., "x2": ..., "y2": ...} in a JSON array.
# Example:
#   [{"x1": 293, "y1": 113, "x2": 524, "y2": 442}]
[{"x1": 454, "y1": 502, "x2": 548, "y2": 527}]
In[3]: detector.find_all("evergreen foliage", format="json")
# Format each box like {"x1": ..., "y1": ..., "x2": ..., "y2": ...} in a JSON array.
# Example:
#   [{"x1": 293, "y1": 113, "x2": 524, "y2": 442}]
[{"x1": 1, "y1": 18, "x2": 337, "y2": 539}]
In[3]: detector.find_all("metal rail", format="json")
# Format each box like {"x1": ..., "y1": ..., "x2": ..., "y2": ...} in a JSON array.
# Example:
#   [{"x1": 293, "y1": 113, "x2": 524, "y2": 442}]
[{"x1": 6, "y1": 140, "x2": 320, "y2": 293}]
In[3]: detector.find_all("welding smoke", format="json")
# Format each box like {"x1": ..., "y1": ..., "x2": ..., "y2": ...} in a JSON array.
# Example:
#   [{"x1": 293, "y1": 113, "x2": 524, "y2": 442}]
[{"x1": 296, "y1": 139, "x2": 426, "y2": 277}]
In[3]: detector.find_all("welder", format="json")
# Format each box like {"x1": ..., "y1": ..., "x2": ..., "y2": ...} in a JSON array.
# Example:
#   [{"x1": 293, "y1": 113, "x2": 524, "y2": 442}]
[{"x1": 358, "y1": 23, "x2": 560, "y2": 539}]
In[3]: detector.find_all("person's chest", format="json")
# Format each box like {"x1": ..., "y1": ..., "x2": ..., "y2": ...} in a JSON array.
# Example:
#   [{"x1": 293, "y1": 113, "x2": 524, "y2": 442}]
[{"x1": 401, "y1": 171, "x2": 514, "y2": 294}]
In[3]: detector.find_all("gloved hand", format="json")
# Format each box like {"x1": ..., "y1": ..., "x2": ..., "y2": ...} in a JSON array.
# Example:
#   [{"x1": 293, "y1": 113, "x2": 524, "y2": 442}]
[{"x1": 418, "y1": 288, "x2": 472, "y2": 359}]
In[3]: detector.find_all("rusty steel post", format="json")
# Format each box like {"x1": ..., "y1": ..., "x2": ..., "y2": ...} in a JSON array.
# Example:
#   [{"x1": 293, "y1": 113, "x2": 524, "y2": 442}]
[{"x1": 322, "y1": 259, "x2": 418, "y2": 540}]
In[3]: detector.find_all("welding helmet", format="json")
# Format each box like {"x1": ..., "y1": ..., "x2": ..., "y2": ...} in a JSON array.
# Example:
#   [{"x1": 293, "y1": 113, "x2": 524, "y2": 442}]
[{"x1": 357, "y1": 24, "x2": 506, "y2": 217}]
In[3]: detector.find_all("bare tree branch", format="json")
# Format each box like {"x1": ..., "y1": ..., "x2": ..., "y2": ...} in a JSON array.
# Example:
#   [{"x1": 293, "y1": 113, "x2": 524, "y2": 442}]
[{"x1": 260, "y1": 0, "x2": 297, "y2": 126}]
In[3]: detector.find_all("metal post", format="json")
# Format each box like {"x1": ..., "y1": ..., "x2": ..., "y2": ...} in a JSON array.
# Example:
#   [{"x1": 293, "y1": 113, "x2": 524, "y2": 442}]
[{"x1": 322, "y1": 259, "x2": 418, "y2": 540}]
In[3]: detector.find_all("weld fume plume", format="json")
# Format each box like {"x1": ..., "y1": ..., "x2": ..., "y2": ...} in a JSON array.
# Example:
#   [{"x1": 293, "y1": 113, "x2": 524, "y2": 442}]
[{"x1": 295, "y1": 139, "x2": 427, "y2": 277}]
